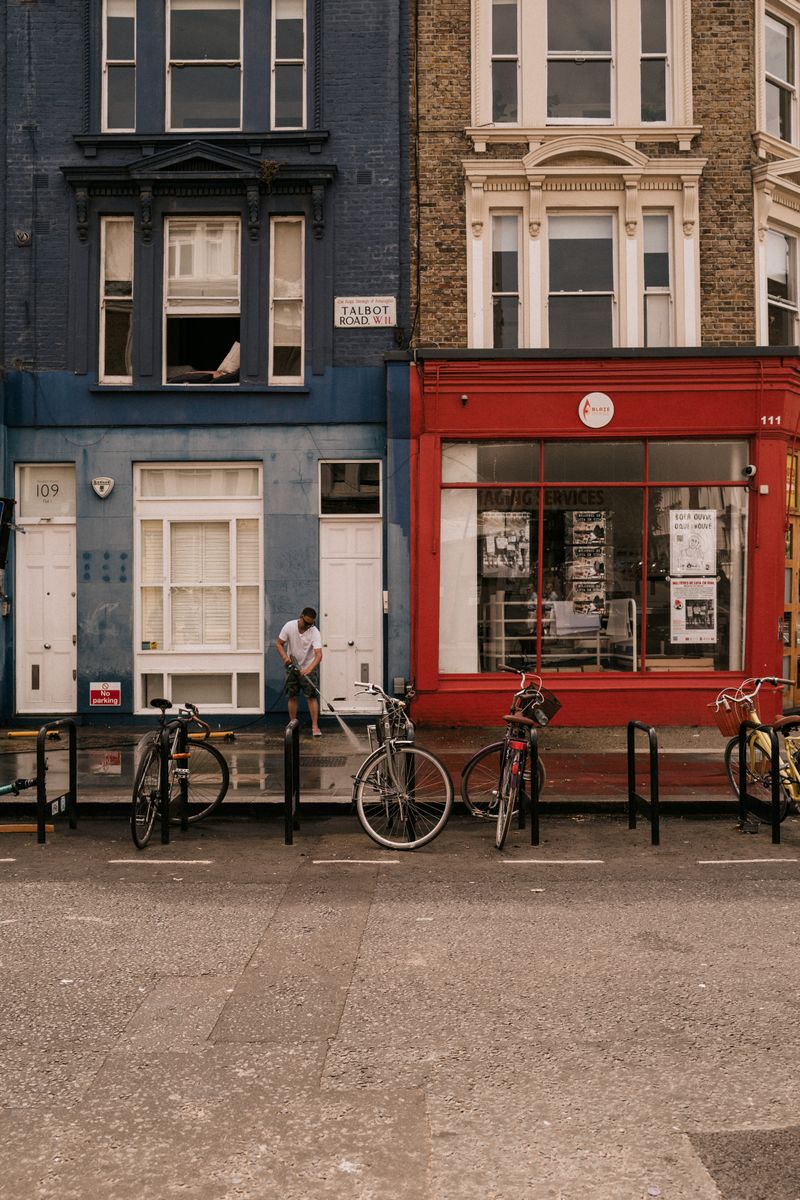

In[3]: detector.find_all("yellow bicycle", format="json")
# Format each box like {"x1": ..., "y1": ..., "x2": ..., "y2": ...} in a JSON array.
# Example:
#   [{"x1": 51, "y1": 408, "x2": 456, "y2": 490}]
[{"x1": 711, "y1": 676, "x2": 799, "y2": 822}]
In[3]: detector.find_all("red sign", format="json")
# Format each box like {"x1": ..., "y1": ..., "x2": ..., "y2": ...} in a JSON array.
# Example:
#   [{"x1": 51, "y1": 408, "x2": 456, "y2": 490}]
[{"x1": 89, "y1": 682, "x2": 121, "y2": 707}]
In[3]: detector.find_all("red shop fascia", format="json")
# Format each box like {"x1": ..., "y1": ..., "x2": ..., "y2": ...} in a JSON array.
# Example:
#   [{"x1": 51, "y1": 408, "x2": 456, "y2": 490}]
[{"x1": 409, "y1": 348, "x2": 800, "y2": 727}]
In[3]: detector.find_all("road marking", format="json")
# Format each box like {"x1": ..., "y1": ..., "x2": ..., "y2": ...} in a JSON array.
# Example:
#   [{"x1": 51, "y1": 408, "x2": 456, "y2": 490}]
[
  {"x1": 697, "y1": 858, "x2": 798, "y2": 865},
  {"x1": 0, "y1": 858, "x2": 16, "y2": 863},
  {"x1": 503, "y1": 858, "x2": 605, "y2": 865},
  {"x1": 312, "y1": 859, "x2": 400, "y2": 865},
  {"x1": 107, "y1": 858, "x2": 213, "y2": 865}
]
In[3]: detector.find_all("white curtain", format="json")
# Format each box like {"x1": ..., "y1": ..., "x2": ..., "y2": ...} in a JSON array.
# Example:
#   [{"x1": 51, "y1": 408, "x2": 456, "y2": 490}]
[{"x1": 439, "y1": 481, "x2": 480, "y2": 673}]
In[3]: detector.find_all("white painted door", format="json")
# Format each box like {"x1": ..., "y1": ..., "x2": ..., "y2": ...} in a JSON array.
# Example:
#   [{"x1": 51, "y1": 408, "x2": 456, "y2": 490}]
[
  {"x1": 16, "y1": 525, "x2": 77, "y2": 712},
  {"x1": 320, "y1": 519, "x2": 383, "y2": 714}
]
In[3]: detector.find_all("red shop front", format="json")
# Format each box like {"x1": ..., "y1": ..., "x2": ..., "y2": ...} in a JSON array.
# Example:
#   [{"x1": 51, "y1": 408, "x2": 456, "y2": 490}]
[{"x1": 410, "y1": 349, "x2": 800, "y2": 726}]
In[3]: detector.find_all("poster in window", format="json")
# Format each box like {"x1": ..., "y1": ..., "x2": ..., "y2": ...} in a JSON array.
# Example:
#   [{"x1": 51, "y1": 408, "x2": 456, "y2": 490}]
[
  {"x1": 479, "y1": 511, "x2": 532, "y2": 578},
  {"x1": 669, "y1": 510, "x2": 716, "y2": 576},
  {"x1": 670, "y1": 578, "x2": 717, "y2": 643}
]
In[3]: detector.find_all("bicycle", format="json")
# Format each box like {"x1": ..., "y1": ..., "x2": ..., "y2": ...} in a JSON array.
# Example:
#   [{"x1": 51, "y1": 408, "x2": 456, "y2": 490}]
[
  {"x1": 131, "y1": 699, "x2": 230, "y2": 849},
  {"x1": 351, "y1": 682, "x2": 454, "y2": 850},
  {"x1": 460, "y1": 666, "x2": 560, "y2": 849},
  {"x1": 711, "y1": 676, "x2": 799, "y2": 823}
]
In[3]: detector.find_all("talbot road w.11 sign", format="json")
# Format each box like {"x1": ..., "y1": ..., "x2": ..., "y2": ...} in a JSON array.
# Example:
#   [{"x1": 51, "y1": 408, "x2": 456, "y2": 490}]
[{"x1": 334, "y1": 296, "x2": 396, "y2": 327}]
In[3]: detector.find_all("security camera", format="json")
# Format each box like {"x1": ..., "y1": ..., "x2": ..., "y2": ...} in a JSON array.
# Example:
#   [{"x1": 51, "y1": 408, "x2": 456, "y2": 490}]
[{"x1": 743, "y1": 464, "x2": 757, "y2": 479}]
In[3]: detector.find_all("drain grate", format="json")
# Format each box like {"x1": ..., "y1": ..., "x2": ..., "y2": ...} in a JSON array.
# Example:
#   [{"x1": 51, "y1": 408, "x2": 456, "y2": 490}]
[{"x1": 309, "y1": 756, "x2": 348, "y2": 767}]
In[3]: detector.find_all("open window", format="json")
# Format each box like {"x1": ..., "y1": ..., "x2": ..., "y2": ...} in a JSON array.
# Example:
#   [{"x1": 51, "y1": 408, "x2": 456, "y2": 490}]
[{"x1": 164, "y1": 217, "x2": 241, "y2": 384}]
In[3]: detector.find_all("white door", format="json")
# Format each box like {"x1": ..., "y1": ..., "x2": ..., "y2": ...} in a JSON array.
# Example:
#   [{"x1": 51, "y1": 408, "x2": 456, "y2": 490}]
[
  {"x1": 16, "y1": 525, "x2": 77, "y2": 712},
  {"x1": 320, "y1": 519, "x2": 383, "y2": 714}
]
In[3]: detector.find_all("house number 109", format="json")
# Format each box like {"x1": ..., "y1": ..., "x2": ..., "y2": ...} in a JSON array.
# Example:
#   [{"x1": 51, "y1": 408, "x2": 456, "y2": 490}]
[{"x1": 36, "y1": 482, "x2": 60, "y2": 497}]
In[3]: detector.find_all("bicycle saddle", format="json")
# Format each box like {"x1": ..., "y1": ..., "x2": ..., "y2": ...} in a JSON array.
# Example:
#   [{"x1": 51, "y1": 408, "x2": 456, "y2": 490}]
[
  {"x1": 503, "y1": 713, "x2": 538, "y2": 728},
  {"x1": 774, "y1": 715, "x2": 800, "y2": 733},
  {"x1": 149, "y1": 698, "x2": 172, "y2": 712}
]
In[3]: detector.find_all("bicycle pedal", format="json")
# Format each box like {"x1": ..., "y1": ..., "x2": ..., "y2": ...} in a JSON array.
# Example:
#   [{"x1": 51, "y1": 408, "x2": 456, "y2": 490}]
[{"x1": 737, "y1": 818, "x2": 760, "y2": 834}]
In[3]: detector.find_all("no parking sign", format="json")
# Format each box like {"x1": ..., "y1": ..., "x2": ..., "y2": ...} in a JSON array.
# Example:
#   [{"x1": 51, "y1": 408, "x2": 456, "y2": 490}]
[{"x1": 89, "y1": 681, "x2": 121, "y2": 707}]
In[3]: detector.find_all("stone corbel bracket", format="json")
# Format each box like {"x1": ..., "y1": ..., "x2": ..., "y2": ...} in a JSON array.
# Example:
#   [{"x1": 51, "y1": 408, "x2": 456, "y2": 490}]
[
  {"x1": 470, "y1": 175, "x2": 487, "y2": 238},
  {"x1": 139, "y1": 186, "x2": 153, "y2": 244},
  {"x1": 623, "y1": 174, "x2": 641, "y2": 237},
  {"x1": 527, "y1": 175, "x2": 544, "y2": 238},
  {"x1": 681, "y1": 176, "x2": 698, "y2": 237}
]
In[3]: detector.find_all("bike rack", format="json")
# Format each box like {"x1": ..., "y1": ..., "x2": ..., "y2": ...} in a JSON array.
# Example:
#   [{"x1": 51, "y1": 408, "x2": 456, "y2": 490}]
[
  {"x1": 284, "y1": 719, "x2": 300, "y2": 844},
  {"x1": 35, "y1": 719, "x2": 78, "y2": 845},
  {"x1": 738, "y1": 720, "x2": 783, "y2": 844},
  {"x1": 626, "y1": 721, "x2": 660, "y2": 846},
  {"x1": 159, "y1": 725, "x2": 171, "y2": 845},
  {"x1": 527, "y1": 728, "x2": 541, "y2": 845}
]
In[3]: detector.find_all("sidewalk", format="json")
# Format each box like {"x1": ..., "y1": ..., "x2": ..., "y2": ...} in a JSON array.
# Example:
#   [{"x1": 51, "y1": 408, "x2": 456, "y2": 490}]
[{"x1": 0, "y1": 718, "x2": 735, "y2": 814}]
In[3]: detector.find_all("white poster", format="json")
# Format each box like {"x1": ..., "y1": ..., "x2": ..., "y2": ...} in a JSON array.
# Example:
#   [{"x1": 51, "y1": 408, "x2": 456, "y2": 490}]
[
  {"x1": 670, "y1": 509, "x2": 716, "y2": 576},
  {"x1": 670, "y1": 578, "x2": 717, "y2": 643}
]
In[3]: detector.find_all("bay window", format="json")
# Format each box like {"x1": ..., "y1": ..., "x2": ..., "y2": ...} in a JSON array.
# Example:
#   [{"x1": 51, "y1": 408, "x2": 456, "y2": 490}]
[
  {"x1": 168, "y1": 0, "x2": 242, "y2": 131},
  {"x1": 439, "y1": 440, "x2": 748, "y2": 676}
]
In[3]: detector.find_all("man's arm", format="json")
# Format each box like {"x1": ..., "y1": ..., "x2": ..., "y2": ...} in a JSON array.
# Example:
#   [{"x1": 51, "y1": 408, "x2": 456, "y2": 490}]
[
  {"x1": 301, "y1": 647, "x2": 323, "y2": 676},
  {"x1": 275, "y1": 636, "x2": 291, "y2": 664}
]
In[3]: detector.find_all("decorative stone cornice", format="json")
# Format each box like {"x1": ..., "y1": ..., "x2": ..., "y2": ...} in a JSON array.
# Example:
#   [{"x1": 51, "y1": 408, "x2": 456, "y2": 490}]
[{"x1": 467, "y1": 125, "x2": 702, "y2": 154}]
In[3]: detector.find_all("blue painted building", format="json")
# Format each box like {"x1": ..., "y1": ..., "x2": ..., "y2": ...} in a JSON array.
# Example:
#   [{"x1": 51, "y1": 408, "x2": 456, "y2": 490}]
[{"x1": 0, "y1": 0, "x2": 410, "y2": 723}]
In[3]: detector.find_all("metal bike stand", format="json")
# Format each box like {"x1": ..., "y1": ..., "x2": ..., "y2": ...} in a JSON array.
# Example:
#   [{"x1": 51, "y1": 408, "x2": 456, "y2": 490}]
[
  {"x1": 626, "y1": 721, "x2": 660, "y2": 846},
  {"x1": 159, "y1": 725, "x2": 171, "y2": 845},
  {"x1": 738, "y1": 720, "x2": 782, "y2": 844},
  {"x1": 528, "y1": 728, "x2": 541, "y2": 846},
  {"x1": 284, "y1": 719, "x2": 300, "y2": 845},
  {"x1": 35, "y1": 719, "x2": 78, "y2": 845}
]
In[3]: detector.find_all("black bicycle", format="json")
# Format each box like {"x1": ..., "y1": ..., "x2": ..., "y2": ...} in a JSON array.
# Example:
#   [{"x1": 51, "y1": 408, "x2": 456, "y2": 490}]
[
  {"x1": 460, "y1": 667, "x2": 560, "y2": 848},
  {"x1": 131, "y1": 699, "x2": 230, "y2": 849}
]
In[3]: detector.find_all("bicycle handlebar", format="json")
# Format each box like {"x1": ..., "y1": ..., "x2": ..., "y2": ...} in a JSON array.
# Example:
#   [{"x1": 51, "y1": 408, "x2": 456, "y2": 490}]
[
  {"x1": 0, "y1": 776, "x2": 37, "y2": 797},
  {"x1": 353, "y1": 681, "x2": 406, "y2": 707},
  {"x1": 716, "y1": 676, "x2": 794, "y2": 705}
]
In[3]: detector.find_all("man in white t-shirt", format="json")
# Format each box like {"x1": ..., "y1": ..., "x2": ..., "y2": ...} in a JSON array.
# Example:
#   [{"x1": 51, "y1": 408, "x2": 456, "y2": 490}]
[{"x1": 275, "y1": 606, "x2": 324, "y2": 735}]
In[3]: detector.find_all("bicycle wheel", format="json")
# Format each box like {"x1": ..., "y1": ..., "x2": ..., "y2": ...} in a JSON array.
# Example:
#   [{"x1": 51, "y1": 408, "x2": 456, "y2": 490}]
[
  {"x1": 495, "y1": 747, "x2": 523, "y2": 849},
  {"x1": 460, "y1": 740, "x2": 545, "y2": 819},
  {"x1": 724, "y1": 735, "x2": 790, "y2": 822},
  {"x1": 131, "y1": 737, "x2": 161, "y2": 849},
  {"x1": 169, "y1": 739, "x2": 229, "y2": 824},
  {"x1": 355, "y1": 745, "x2": 453, "y2": 850}
]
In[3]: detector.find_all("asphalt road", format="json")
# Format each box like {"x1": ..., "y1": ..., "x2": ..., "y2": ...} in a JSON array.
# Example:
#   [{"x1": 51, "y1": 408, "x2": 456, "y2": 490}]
[{"x1": 1, "y1": 811, "x2": 799, "y2": 1199}]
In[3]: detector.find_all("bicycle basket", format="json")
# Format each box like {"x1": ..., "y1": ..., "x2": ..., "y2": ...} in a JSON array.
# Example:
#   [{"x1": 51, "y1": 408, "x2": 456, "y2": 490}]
[
  {"x1": 709, "y1": 698, "x2": 751, "y2": 738},
  {"x1": 521, "y1": 686, "x2": 561, "y2": 725}
]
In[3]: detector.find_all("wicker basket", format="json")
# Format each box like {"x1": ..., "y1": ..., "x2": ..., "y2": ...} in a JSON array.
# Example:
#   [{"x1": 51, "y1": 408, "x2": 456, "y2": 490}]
[
  {"x1": 709, "y1": 698, "x2": 752, "y2": 737},
  {"x1": 521, "y1": 686, "x2": 562, "y2": 725}
]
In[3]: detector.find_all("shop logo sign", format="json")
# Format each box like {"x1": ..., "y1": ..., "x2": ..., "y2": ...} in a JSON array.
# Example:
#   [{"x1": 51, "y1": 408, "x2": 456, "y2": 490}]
[{"x1": 578, "y1": 392, "x2": 614, "y2": 429}]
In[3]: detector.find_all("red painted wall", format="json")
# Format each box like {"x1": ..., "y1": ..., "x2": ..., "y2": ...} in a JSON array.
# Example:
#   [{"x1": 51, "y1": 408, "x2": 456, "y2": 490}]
[{"x1": 410, "y1": 353, "x2": 800, "y2": 726}]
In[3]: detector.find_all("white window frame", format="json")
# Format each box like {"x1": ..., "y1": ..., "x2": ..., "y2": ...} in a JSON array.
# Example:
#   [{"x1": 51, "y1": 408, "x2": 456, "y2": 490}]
[
  {"x1": 766, "y1": 226, "x2": 800, "y2": 344},
  {"x1": 490, "y1": 0, "x2": 519, "y2": 124},
  {"x1": 163, "y1": 216, "x2": 241, "y2": 385},
  {"x1": 546, "y1": 212, "x2": 618, "y2": 347},
  {"x1": 642, "y1": 211, "x2": 674, "y2": 347},
  {"x1": 133, "y1": 462, "x2": 263, "y2": 714},
  {"x1": 99, "y1": 216, "x2": 134, "y2": 384},
  {"x1": 102, "y1": 0, "x2": 136, "y2": 132},
  {"x1": 761, "y1": 5, "x2": 800, "y2": 150},
  {"x1": 318, "y1": 460, "x2": 383, "y2": 518},
  {"x1": 269, "y1": 215, "x2": 305, "y2": 385},
  {"x1": 640, "y1": 0, "x2": 671, "y2": 123},
  {"x1": 271, "y1": 0, "x2": 307, "y2": 131},
  {"x1": 546, "y1": 0, "x2": 615, "y2": 126},
  {"x1": 469, "y1": 0, "x2": 694, "y2": 144},
  {"x1": 491, "y1": 212, "x2": 522, "y2": 348},
  {"x1": 166, "y1": 0, "x2": 242, "y2": 133}
]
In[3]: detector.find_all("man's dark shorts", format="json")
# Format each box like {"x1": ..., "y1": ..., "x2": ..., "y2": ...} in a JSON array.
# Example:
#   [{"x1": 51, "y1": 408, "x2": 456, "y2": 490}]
[{"x1": 285, "y1": 663, "x2": 319, "y2": 699}]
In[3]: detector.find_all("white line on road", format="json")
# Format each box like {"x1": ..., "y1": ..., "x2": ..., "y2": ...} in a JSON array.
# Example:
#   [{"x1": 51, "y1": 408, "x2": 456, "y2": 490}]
[
  {"x1": 697, "y1": 858, "x2": 798, "y2": 865},
  {"x1": 312, "y1": 859, "x2": 400, "y2": 865},
  {"x1": 503, "y1": 859, "x2": 605, "y2": 865},
  {"x1": 0, "y1": 858, "x2": 16, "y2": 863},
  {"x1": 107, "y1": 858, "x2": 213, "y2": 865}
]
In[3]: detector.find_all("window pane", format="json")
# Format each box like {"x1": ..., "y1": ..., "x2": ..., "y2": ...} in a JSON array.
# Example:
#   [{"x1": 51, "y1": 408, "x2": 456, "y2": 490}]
[
  {"x1": 547, "y1": 0, "x2": 610, "y2": 51},
  {"x1": 766, "y1": 14, "x2": 792, "y2": 82},
  {"x1": 767, "y1": 229, "x2": 793, "y2": 300},
  {"x1": 766, "y1": 79, "x2": 792, "y2": 141},
  {"x1": 492, "y1": 0, "x2": 517, "y2": 53},
  {"x1": 236, "y1": 518, "x2": 259, "y2": 583},
  {"x1": 172, "y1": 588, "x2": 231, "y2": 645},
  {"x1": 548, "y1": 61, "x2": 610, "y2": 120},
  {"x1": 549, "y1": 215, "x2": 613, "y2": 291},
  {"x1": 139, "y1": 467, "x2": 259, "y2": 498},
  {"x1": 273, "y1": 221, "x2": 303, "y2": 298},
  {"x1": 236, "y1": 586, "x2": 259, "y2": 649},
  {"x1": 171, "y1": 66, "x2": 240, "y2": 128},
  {"x1": 492, "y1": 61, "x2": 518, "y2": 121},
  {"x1": 274, "y1": 63, "x2": 304, "y2": 126},
  {"x1": 493, "y1": 297, "x2": 519, "y2": 348},
  {"x1": 107, "y1": 66, "x2": 135, "y2": 128},
  {"x1": 107, "y1": 0, "x2": 135, "y2": 59},
  {"x1": 320, "y1": 462, "x2": 381, "y2": 514},
  {"x1": 171, "y1": 0, "x2": 240, "y2": 60},
  {"x1": 646, "y1": 487, "x2": 747, "y2": 671},
  {"x1": 544, "y1": 443, "x2": 644, "y2": 482},
  {"x1": 641, "y1": 60, "x2": 666, "y2": 121},
  {"x1": 167, "y1": 220, "x2": 240, "y2": 300},
  {"x1": 237, "y1": 673, "x2": 261, "y2": 707},
  {"x1": 645, "y1": 293, "x2": 671, "y2": 346},
  {"x1": 644, "y1": 215, "x2": 670, "y2": 286},
  {"x1": 492, "y1": 214, "x2": 518, "y2": 290},
  {"x1": 442, "y1": 442, "x2": 538, "y2": 483},
  {"x1": 104, "y1": 304, "x2": 133, "y2": 376},
  {"x1": 648, "y1": 441, "x2": 748, "y2": 481},
  {"x1": 275, "y1": 0, "x2": 304, "y2": 57},
  {"x1": 104, "y1": 220, "x2": 133, "y2": 290},
  {"x1": 272, "y1": 300, "x2": 302, "y2": 376},
  {"x1": 141, "y1": 588, "x2": 164, "y2": 645},
  {"x1": 140, "y1": 522, "x2": 163, "y2": 584},
  {"x1": 641, "y1": 0, "x2": 667, "y2": 53},
  {"x1": 549, "y1": 296, "x2": 613, "y2": 348},
  {"x1": 769, "y1": 302, "x2": 795, "y2": 344},
  {"x1": 171, "y1": 673, "x2": 232, "y2": 703},
  {"x1": 171, "y1": 523, "x2": 230, "y2": 585}
]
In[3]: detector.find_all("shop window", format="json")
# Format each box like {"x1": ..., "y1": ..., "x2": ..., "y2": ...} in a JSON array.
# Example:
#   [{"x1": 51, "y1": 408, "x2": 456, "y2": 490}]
[
  {"x1": 767, "y1": 228, "x2": 799, "y2": 344},
  {"x1": 272, "y1": 0, "x2": 306, "y2": 129},
  {"x1": 548, "y1": 214, "x2": 615, "y2": 348},
  {"x1": 547, "y1": 0, "x2": 612, "y2": 122},
  {"x1": 766, "y1": 11, "x2": 797, "y2": 143},
  {"x1": 164, "y1": 217, "x2": 241, "y2": 384},
  {"x1": 100, "y1": 216, "x2": 134, "y2": 383},
  {"x1": 103, "y1": 0, "x2": 135, "y2": 131},
  {"x1": 320, "y1": 461, "x2": 381, "y2": 515},
  {"x1": 269, "y1": 216, "x2": 304, "y2": 383},
  {"x1": 643, "y1": 214, "x2": 672, "y2": 346},
  {"x1": 641, "y1": 0, "x2": 669, "y2": 120},
  {"x1": 492, "y1": 214, "x2": 521, "y2": 349},
  {"x1": 168, "y1": 0, "x2": 241, "y2": 131},
  {"x1": 438, "y1": 439, "x2": 749, "y2": 675},
  {"x1": 492, "y1": 0, "x2": 519, "y2": 122}
]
